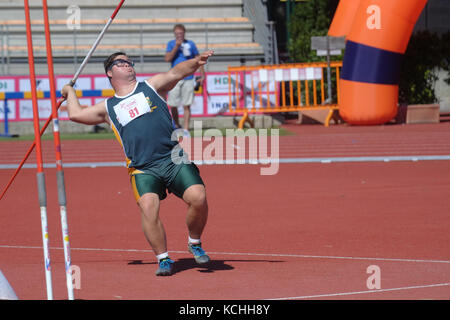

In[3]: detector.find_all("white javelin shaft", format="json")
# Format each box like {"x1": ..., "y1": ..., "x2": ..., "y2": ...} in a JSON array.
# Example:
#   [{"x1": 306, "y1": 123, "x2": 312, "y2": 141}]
[
  {"x1": 40, "y1": 207, "x2": 53, "y2": 300},
  {"x1": 69, "y1": 18, "x2": 113, "y2": 86},
  {"x1": 60, "y1": 206, "x2": 74, "y2": 300},
  {"x1": 70, "y1": 0, "x2": 125, "y2": 86}
]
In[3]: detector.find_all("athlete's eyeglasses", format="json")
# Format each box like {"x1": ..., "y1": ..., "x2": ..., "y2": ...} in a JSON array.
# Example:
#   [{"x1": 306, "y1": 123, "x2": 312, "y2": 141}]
[{"x1": 107, "y1": 58, "x2": 135, "y2": 70}]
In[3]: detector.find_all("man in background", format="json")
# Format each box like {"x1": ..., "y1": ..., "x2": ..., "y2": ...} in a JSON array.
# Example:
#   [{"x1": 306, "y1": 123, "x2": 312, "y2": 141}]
[{"x1": 165, "y1": 24, "x2": 205, "y2": 135}]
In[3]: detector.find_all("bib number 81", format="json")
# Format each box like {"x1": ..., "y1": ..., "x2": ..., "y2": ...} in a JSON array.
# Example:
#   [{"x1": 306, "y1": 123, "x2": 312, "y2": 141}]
[{"x1": 129, "y1": 107, "x2": 140, "y2": 118}]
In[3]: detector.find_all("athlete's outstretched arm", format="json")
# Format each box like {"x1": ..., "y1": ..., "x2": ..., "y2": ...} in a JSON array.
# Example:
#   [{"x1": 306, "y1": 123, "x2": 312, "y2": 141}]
[
  {"x1": 149, "y1": 50, "x2": 213, "y2": 96},
  {"x1": 61, "y1": 85, "x2": 110, "y2": 125}
]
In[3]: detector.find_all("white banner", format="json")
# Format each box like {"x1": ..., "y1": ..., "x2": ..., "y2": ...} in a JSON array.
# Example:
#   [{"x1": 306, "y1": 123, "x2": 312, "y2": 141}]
[
  {"x1": 94, "y1": 76, "x2": 113, "y2": 90},
  {"x1": 207, "y1": 95, "x2": 233, "y2": 115},
  {"x1": 19, "y1": 99, "x2": 52, "y2": 119},
  {"x1": 207, "y1": 74, "x2": 237, "y2": 94},
  {"x1": 19, "y1": 78, "x2": 50, "y2": 92},
  {"x1": 175, "y1": 95, "x2": 204, "y2": 116},
  {"x1": 0, "y1": 100, "x2": 16, "y2": 120},
  {"x1": 0, "y1": 79, "x2": 15, "y2": 92},
  {"x1": 57, "y1": 77, "x2": 92, "y2": 90}
]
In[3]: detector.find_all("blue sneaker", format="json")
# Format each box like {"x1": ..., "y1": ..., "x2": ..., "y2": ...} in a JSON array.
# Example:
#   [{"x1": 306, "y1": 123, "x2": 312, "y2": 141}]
[
  {"x1": 156, "y1": 258, "x2": 174, "y2": 276},
  {"x1": 188, "y1": 243, "x2": 210, "y2": 264}
]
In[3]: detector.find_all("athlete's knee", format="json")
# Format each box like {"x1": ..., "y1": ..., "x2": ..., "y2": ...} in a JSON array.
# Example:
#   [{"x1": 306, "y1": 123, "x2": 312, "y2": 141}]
[
  {"x1": 139, "y1": 193, "x2": 160, "y2": 221},
  {"x1": 184, "y1": 185, "x2": 207, "y2": 209}
]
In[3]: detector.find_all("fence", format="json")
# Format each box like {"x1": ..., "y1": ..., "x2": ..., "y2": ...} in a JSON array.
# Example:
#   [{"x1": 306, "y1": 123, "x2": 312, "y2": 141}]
[{"x1": 228, "y1": 61, "x2": 342, "y2": 127}]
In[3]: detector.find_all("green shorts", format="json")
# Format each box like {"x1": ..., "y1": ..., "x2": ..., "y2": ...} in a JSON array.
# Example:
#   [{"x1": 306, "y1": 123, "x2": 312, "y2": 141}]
[{"x1": 131, "y1": 162, "x2": 204, "y2": 201}]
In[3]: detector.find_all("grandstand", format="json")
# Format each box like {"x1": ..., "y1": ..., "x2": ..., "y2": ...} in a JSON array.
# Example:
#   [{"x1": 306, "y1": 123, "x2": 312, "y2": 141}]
[
  {"x1": 0, "y1": 0, "x2": 274, "y2": 76},
  {"x1": 0, "y1": 0, "x2": 282, "y2": 135}
]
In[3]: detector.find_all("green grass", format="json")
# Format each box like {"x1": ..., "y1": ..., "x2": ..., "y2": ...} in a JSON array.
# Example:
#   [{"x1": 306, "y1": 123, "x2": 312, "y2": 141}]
[{"x1": 0, "y1": 127, "x2": 295, "y2": 142}]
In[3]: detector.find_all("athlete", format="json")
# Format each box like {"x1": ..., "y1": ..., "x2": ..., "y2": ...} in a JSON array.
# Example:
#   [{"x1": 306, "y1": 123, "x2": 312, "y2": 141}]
[{"x1": 61, "y1": 50, "x2": 214, "y2": 276}]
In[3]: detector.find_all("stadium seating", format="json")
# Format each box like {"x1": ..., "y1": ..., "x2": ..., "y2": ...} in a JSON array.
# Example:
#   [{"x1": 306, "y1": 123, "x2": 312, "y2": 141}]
[{"x1": 0, "y1": 0, "x2": 265, "y2": 75}]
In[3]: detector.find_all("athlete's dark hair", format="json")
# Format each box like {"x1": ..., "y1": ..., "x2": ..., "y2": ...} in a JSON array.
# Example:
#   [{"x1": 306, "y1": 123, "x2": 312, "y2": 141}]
[{"x1": 104, "y1": 51, "x2": 127, "y2": 78}]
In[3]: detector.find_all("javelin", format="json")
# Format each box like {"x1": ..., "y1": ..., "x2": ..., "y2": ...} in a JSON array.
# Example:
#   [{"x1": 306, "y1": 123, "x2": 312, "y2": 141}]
[
  {"x1": 24, "y1": 0, "x2": 52, "y2": 299},
  {"x1": 0, "y1": 0, "x2": 125, "y2": 201},
  {"x1": 42, "y1": 0, "x2": 71, "y2": 300}
]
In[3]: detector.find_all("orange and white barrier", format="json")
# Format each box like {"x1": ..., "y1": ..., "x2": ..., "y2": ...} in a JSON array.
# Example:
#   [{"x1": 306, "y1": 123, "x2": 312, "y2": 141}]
[{"x1": 228, "y1": 61, "x2": 342, "y2": 128}]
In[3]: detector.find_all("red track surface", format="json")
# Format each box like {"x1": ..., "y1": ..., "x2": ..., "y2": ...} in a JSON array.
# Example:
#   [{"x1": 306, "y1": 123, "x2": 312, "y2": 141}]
[
  {"x1": 2, "y1": 122, "x2": 450, "y2": 165},
  {"x1": 1, "y1": 122, "x2": 450, "y2": 300}
]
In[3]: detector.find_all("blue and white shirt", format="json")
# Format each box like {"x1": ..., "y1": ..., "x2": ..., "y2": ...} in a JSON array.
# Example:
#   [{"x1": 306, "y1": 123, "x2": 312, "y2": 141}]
[{"x1": 166, "y1": 39, "x2": 199, "y2": 80}]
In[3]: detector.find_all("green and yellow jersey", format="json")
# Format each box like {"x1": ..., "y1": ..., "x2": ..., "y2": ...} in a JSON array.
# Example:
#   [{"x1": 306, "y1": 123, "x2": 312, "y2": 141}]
[{"x1": 105, "y1": 80, "x2": 181, "y2": 176}]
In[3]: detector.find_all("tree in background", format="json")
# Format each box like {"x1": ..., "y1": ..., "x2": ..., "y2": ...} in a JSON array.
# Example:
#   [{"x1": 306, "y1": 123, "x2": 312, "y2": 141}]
[
  {"x1": 285, "y1": 0, "x2": 340, "y2": 109},
  {"x1": 287, "y1": 0, "x2": 339, "y2": 63},
  {"x1": 399, "y1": 30, "x2": 450, "y2": 105}
]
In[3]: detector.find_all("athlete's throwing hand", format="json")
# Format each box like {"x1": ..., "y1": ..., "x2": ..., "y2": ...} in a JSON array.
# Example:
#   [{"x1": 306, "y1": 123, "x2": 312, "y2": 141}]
[{"x1": 197, "y1": 50, "x2": 214, "y2": 66}]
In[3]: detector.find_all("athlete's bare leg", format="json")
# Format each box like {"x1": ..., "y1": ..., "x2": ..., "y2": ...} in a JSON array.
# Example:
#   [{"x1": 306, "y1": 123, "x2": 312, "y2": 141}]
[
  {"x1": 138, "y1": 193, "x2": 167, "y2": 255},
  {"x1": 182, "y1": 184, "x2": 208, "y2": 239}
]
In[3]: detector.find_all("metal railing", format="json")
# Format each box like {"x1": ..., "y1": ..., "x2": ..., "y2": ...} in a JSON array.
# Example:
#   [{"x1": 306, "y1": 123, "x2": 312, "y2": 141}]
[{"x1": 228, "y1": 61, "x2": 343, "y2": 127}]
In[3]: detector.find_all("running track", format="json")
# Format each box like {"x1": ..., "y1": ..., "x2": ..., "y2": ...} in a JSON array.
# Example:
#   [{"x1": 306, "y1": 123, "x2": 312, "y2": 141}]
[{"x1": 0, "y1": 122, "x2": 449, "y2": 300}]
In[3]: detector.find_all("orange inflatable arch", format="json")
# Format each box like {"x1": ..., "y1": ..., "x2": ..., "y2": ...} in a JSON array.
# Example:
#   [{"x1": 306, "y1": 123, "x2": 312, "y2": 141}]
[{"x1": 329, "y1": 0, "x2": 428, "y2": 125}]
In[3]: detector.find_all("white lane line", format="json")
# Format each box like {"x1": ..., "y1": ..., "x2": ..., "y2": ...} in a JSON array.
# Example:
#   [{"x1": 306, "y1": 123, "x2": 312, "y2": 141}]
[
  {"x1": 1, "y1": 245, "x2": 449, "y2": 264},
  {"x1": 1, "y1": 155, "x2": 450, "y2": 169},
  {"x1": 267, "y1": 282, "x2": 450, "y2": 300}
]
